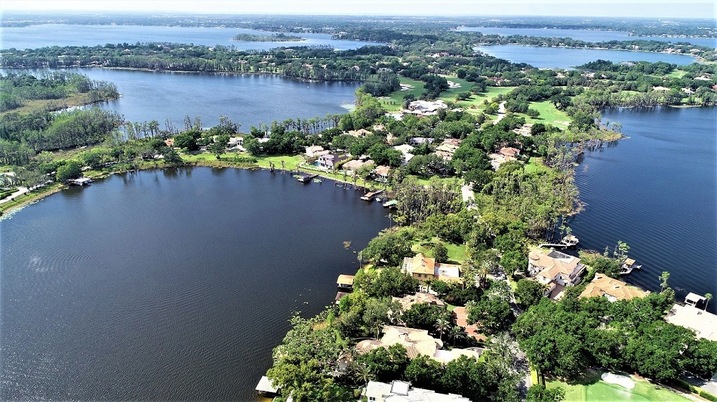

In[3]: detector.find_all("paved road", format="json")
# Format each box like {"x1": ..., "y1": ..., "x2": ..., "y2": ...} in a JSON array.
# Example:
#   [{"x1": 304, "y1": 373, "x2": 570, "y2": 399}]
[{"x1": 0, "y1": 186, "x2": 28, "y2": 205}]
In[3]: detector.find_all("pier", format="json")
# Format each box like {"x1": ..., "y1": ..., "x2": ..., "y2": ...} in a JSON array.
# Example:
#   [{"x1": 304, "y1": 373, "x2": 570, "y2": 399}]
[
  {"x1": 539, "y1": 235, "x2": 579, "y2": 249},
  {"x1": 67, "y1": 177, "x2": 93, "y2": 186},
  {"x1": 360, "y1": 189, "x2": 383, "y2": 201},
  {"x1": 619, "y1": 258, "x2": 642, "y2": 275},
  {"x1": 294, "y1": 173, "x2": 318, "y2": 183}
]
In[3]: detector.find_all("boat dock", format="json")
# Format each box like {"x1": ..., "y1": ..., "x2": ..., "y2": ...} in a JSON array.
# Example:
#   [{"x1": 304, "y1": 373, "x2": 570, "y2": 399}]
[
  {"x1": 619, "y1": 258, "x2": 642, "y2": 275},
  {"x1": 255, "y1": 375, "x2": 279, "y2": 397},
  {"x1": 295, "y1": 173, "x2": 318, "y2": 183},
  {"x1": 68, "y1": 177, "x2": 93, "y2": 186},
  {"x1": 539, "y1": 235, "x2": 579, "y2": 249},
  {"x1": 360, "y1": 189, "x2": 383, "y2": 201},
  {"x1": 382, "y1": 200, "x2": 398, "y2": 208}
]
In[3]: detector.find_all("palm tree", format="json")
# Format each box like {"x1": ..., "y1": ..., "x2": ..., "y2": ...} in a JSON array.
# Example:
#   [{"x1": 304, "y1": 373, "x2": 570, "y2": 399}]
[
  {"x1": 435, "y1": 315, "x2": 450, "y2": 341},
  {"x1": 705, "y1": 293, "x2": 713, "y2": 311}
]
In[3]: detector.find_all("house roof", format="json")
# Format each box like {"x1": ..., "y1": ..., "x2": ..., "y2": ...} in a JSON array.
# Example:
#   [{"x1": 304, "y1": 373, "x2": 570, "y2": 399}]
[
  {"x1": 255, "y1": 376, "x2": 279, "y2": 394},
  {"x1": 435, "y1": 263, "x2": 461, "y2": 281},
  {"x1": 530, "y1": 249, "x2": 584, "y2": 283},
  {"x1": 665, "y1": 304, "x2": 717, "y2": 341},
  {"x1": 403, "y1": 254, "x2": 435, "y2": 275},
  {"x1": 337, "y1": 274, "x2": 354, "y2": 286},
  {"x1": 579, "y1": 274, "x2": 649, "y2": 301},
  {"x1": 365, "y1": 381, "x2": 470, "y2": 402},
  {"x1": 499, "y1": 146, "x2": 520, "y2": 157},
  {"x1": 392, "y1": 292, "x2": 445, "y2": 311},
  {"x1": 452, "y1": 306, "x2": 486, "y2": 342},
  {"x1": 374, "y1": 165, "x2": 391, "y2": 177}
]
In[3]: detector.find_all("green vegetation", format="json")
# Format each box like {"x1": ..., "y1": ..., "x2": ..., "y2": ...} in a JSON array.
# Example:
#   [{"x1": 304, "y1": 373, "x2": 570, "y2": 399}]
[{"x1": 547, "y1": 371, "x2": 692, "y2": 402}]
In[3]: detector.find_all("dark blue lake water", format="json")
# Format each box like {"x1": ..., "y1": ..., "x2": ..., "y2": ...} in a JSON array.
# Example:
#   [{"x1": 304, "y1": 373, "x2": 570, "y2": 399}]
[
  {"x1": 71, "y1": 68, "x2": 359, "y2": 130},
  {"x1": 571, "y1": 107, "x2": 716, "y2": 311},
  {"x1": 0, "y1": 168, "x2": 388, "y2": 400},
  {"x1": 476, "y1": 44, "x2": 697, "y2": 69},
  {"x1": 0, "y1": 24, "x2": 382, "y2": 51},
  {"x1": 458, "y1": 26, "x2": 717, "y2": 48}
]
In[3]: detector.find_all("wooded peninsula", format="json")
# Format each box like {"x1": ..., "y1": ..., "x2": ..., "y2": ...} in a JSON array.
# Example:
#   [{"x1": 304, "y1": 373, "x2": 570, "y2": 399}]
[{"x1": 1, "y1": 14, "x2": 716, "y2": 402}]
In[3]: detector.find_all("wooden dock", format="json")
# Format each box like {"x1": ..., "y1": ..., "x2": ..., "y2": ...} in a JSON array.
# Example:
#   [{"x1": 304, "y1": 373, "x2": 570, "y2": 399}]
[
  {"x1": 539, "y1": 235, "x2": 579, "y2": 249},
  {"x1": 619, "y1": 258, "x2": 642, "y2": 275},
  {"x1": 295, "y1": 173, "x2": 318, "y2": 183},
  {"x1": 360, "y1": 189, "x2": 383, "y2": 201}
]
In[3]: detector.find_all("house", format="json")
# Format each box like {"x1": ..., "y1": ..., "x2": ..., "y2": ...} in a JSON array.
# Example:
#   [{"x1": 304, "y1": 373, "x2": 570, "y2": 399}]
[
  {"x1": 355, "y1": 325, "x2": 481, "y2": 363},
  {"x1": 407, "y1": 100, "x2": 448, "y2": 116},
  {"x1": 499, "y1": 146, "x2": 521, "y2": 158},
  {"x1": 392, "y1": 292, "x2": 445, "y2": 311},
  {"x1": 347, "y1": 128, "x2": 373, "y2": 137},
  {"x1": 373, "y1": 165, "x2": 392, "y2": 182},
  {"x1": 528, "y1": 249, "x2": 586, "y2": 299},
  {"x1": 316, "y1": 152, "x2": 350, "y2": 171},
  {"x1": 342, "y1": 159, "x2": 375, "y2": 175},
  {"x1": 402, "y1": 254, "x2": 461, "y2": 283},
  {"x1": 452, "y1": 306, "x2": 486, "y2": 342},
  {"x1": 304, "y1": 145, "x2": 326, "y2": 158},
  {"x1": 393, "y1": 144, "x2": 415, "y2": 164},
  {"x1": 410, "y1": 137, "x2": 434, "y2": 145},
  {"x1": 579, "y1": 274, "x2": 649, "y2": 302},
  {"x1": 434, "y1": 138, "x2": 462, "y2": 161},
  {"x1": 364, "y1": 381, "x2": 470, "y2": 402},
  {"x1": 665, "y1": 302, "x2": 717, "y2": 342}
]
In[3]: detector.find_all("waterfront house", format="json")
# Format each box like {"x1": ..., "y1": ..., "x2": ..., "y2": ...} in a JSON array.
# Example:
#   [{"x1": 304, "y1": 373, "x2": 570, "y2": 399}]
[
  {"x1": 665, "y1": 301, "x2": 717, "y2": 342},
  {"x1": 373, "y1": 165, "x2": 392, "y2": 182},
  {"x1": 528, "y1": 248, "x2": 586, "y2": 299},
  {"x1": 343, "y1": 159, "x2": 375, "y2": 175},
  {"x1": 402, "y1": 254, "x2": 461, "y2": 283},
  {"x1": 579, "y1": 273, "x2": 649, "y2": 302},
  {"x1": 364, "y1": 380, "x2": 470, "y2": 402},
  {"x1": 317, "y1": 152, "x2": 350, "y2": 171}
]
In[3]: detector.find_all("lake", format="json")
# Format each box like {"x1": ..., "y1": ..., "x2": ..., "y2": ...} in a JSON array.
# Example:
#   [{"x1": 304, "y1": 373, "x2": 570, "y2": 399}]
[
  {"x1": 570, "y1": 107, "x2": 716, "y2": 312},
  {"x1": 457, "y1": 26, "x2": 717, "y2": 48},
  {"x1": 0, "y1": 168, "x2": 388, "y2": 400},
  {"x1": 0, "y1": 24, "x2": 383, "y2": 51},
  {"x1": 475, "y1": 44, "x2": 697, "y2": 69},
  {"x1": 66, "y1": 68, "x2": 360, "y2": 130}
]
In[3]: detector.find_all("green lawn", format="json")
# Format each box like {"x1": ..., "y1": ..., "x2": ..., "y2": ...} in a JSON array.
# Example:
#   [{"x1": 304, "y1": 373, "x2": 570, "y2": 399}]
[
  {"x1": 451, "y1": 86, "x2": 515, "y2": 114},
  {"x1": 438, "y1": 76, "x2": 475, "y2": 103},
  {"x1": 524, "y1": 157, "x2": 551, "y2": 174},
  {"x1": 412, "y1": 239, "x2": 468, "y2": 264},
  {"x1": 378, "y1": 77, "x2": 426, "y2": 112},
  {"x1": 547, "y1": 372, "x2": 692, "y2": 402},
  {"x1": 523, "y1": 101, "x2": 571, "y2": 128}
]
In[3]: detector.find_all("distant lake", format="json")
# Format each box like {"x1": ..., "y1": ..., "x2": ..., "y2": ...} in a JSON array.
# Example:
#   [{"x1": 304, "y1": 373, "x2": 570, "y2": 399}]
[
  {"x1": 0, "y1": 24, "x2": 383, "y2": 51},
  {"x1": 0, "y1": 168, "x2": 388, "y2": 400},
  {"x1": 570, "y1": 107, "x2": 716, "y2": 312},
  {"x1": 475, "y1": 44, "x2": 697, "y2": 69},
  {"x1": 458, "y1": 26, "x2": 717, "y2": 48},
  {"x1": 25, "y1": 68, "x2": 360, "y2": 130}
]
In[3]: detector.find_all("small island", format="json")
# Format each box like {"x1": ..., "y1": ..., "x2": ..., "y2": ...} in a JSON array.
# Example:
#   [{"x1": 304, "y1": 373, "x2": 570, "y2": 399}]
[{"x1": 232, "y1": 32, "x2": 303, "y2": 42}]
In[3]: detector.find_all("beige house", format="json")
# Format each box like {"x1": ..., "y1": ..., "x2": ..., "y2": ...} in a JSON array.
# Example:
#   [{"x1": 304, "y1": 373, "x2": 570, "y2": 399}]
[
  {"x1": 402, "y1": 254, "x2": 461, "y2": 283},
  {"x1": 434, "y1": 138, "x2": 462, "y2": 161},
  {"x1": 579, "y1": 273, "x2": 649, "y2": 302},
  {"x1": 364, "y1": 380, "x2": 470, "y2": 402},
  {"x1": 392, "y1": 292, "x2": 445, "y2": 311},
  {"x1": 529, "y1": 249, "x2": 586, "y2": 287}
]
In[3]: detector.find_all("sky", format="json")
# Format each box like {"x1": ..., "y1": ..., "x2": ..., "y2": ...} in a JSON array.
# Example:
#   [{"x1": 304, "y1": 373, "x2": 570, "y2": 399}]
[{"x1": 1, "y1": 0, "x2": 715, "y2": 19}]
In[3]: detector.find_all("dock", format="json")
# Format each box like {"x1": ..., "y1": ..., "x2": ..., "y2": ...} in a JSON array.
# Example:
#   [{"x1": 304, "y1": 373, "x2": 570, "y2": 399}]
[
  {"x1": 619, "y1": 258, "x2": 642, "y2": 275},
  {"x1": 337, "y1": 274, "x2": 355, "y2": 290},
  {"x1": 68, "y1": 177, "x2": 93, "y2": 186},
  {"x1": 256, "y1": 375, "x2": 279, "y2": 396},
  {"x1": 382, "y1": 200, "x2": 398, "y2": 208},
  {"x1": 294, "y1": 173, "x2": 318, "y2": 183},
  {"x1": 360, "y1": 189, "x2": 383, "y2": 201},
  {"x1": 539, "y1": 235, "x2": 580, "y2": 249}
]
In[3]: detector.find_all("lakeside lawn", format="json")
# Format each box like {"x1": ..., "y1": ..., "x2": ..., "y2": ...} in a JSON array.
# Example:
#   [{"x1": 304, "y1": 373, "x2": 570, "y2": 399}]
[
  {"x1": 412, "y1": 238, "x2": 468, "y2": 264},
  {"x1": 524, "y1": 157, "x2": 551, "y2": 174},
  {"x1": 523, "y1": 100, "x2": 571, "y2": 128},
  {"x1": 547, "y1": 371, "x2": 692, "y2": 402}
]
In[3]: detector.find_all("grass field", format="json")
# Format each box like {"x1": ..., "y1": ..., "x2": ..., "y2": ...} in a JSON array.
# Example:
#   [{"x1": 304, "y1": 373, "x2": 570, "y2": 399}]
[
  {"x1": 378, "y1": 77, "x2": 426, "y2": 112},
  {"x1": 412, "y1": 239, "x2": 468, "y2": 264},
  {"x1": 523, "y1": 101, "x2": 571, "y2": 128},
  {"x1": 547, "y1": 372, "x2": 692, "y2": 402},
  {"x1": 451, "y1": 87, "x2": 515, "y2": 114}
]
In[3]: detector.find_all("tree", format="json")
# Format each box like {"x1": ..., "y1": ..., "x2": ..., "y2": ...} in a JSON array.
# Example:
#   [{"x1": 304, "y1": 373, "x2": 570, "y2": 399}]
[
  {"x1": 515, "y1": 279, "x2": 546, "y2": 309},
  {"x1": 527, "y1": 384, "x2": 565, "y2": 402},
  {"x1": 433, "y1": 241, "x2": 448, "y2": 263},
  {"x1": 361, "y1": 229, "x2": 414, "y2": 267},
  {"x1": 467, "y1": 297, "x2": 515, "y2": 335},
  {"x1": 356, "y1": 344, "x2": 409, "y2": 383},
  {"x1": 174, "y1": 131, "x2": 199, "y2": 151},
  {"x1": 404, "y1": 355, "x2": 442, "y2": 389},
  {"x1": 705, "y1": 293, "x2": 712, "y2": 311},
  {"x1": 659, "y1": 271, "x2": 670, "y2": 292},
  {"x1": 55, "y1": 160, "x2": 82, "y2": 182}
]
